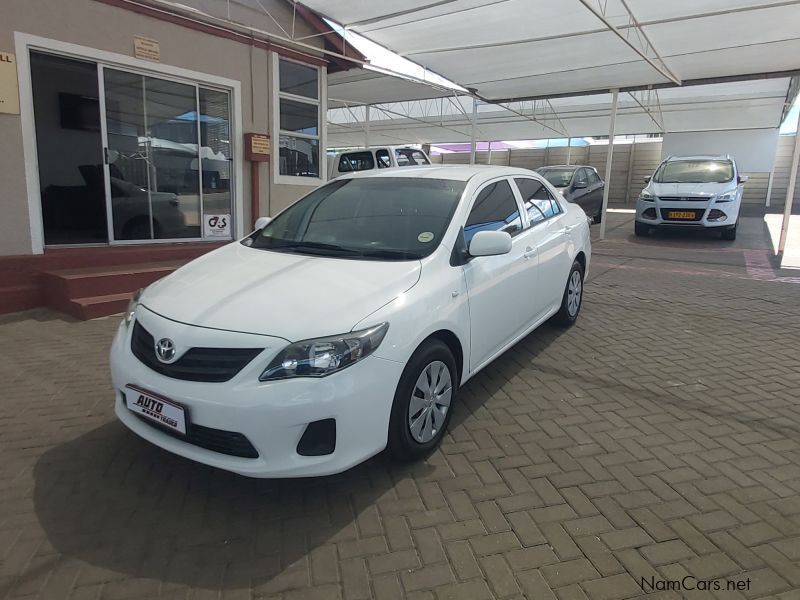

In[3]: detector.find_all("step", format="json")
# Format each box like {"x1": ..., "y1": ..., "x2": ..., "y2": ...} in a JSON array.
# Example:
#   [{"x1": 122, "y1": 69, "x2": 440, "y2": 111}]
[
  {"x1": 41, "y1": 262, "x2": 182, "y2": 300},
  {"x1": 0, "y1": 284, "x2": 42, "y2": 315},
  {"x1": 64, "y1": 292, "x2": 135, "y2": 321}
]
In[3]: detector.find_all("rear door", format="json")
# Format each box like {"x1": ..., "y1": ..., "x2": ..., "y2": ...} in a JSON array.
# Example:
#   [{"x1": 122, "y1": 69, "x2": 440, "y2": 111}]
[
  {"x1": 462, "y1": 178, "x2": 537, "y2": 370},
  {"x1": 570, "y1": 168, "x2": 593, "y2": 214},
  {"x1": 515, "y1": 177, "x2": 572, "y2": 314},
  {"x1": 587, "y1": 168, "x2": 604, "y2": 216}
]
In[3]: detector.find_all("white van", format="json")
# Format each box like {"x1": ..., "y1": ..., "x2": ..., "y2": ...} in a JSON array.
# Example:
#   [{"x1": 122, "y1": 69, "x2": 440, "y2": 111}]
[{"x1": 329, "y1": 146, "x2": 431, "y2": 179}]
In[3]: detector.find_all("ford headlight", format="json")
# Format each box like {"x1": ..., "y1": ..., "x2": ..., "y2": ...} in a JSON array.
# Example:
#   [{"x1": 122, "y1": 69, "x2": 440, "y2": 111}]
[
  {"x1": 124, "y1": 288, "x2": 143, "y2": 326},
  {"x1": 260, "y1": 323, "x2": 389, "y2": 381},
  {"x1": 640, "y1": 191, "x2": 654, "y2": 201},
  {"x1": 715, "y1": 191, "x2": 736, "y2": 202}
]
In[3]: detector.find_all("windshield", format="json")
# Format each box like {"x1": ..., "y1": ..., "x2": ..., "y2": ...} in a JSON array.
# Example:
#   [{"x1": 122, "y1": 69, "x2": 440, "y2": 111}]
[
  {"x1": 654, "y1": 160, "x2": 734, "y2": 184},
  {"x1": 539, "y1": 168, "x2": 575, "y2": 187},
  {"x1": 246, "y1": 177, "x2": 465, "y2": 260}
]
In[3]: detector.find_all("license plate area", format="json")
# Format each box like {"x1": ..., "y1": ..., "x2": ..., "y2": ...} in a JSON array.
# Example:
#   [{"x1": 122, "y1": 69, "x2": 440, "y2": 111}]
[
  {"x1": 125, "y1": 385, "x2": 187, "y2": 435},
  {"x1": 667, "y1": 210, "x2": 697, "y2": 220}
]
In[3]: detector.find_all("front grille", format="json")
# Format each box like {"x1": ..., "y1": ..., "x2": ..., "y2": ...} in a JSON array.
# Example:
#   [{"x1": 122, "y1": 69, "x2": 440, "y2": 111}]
[
  {"x1": 660, "y1": 208, "x2": 704, "y2": 222},
  {"x1": 134, "y1": 414, "x2": 259, "y2": 458},
  {"x1": 131, "y1": 321, "x2": 263, "y2": 382},
  {"x1": 658, "y1": 196, "x2": 709, "y2": 202}
]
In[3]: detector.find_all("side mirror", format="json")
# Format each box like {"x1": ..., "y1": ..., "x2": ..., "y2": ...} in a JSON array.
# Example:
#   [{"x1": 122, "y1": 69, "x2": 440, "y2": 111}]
[
  {"x1": 254, "y1": 216, "x2": 272, "y2": 231},
  {"x1": 469, "y1": 230, "x2": 512, "y2": 257},
  {"x1": 573, "y1": 180, "x2": 588, "y2": 189},
  {"x1": 738, "y1": 174, "x2": 749, "y2": 184},
  {"x1": 643, "y1": 175, "x2": 651, "y2": 184}
]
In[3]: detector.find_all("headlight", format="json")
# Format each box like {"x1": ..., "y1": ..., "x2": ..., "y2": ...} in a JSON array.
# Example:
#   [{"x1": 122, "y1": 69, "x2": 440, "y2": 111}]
[
  {"x1": 259, "y1": 323, "x2": 389, "y2": 381},
  {"x1": 640, "y1": 191, "x2": 654, "y2": 201},
  {"x1": 715, "y1": 191, "x2": 736, "y2": 202},
  {"x1": 124, "y1": 288, "x2": 143, "y2": 326}
]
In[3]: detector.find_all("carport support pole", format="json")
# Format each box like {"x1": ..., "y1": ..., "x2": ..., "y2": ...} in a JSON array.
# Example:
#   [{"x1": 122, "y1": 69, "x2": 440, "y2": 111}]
[
  {"x1": 364, "y1": 105, "x2": 371, "y2": 147},
  {"x1": 599, "y1": 89, "x2": 619, "y2": 240},
  {"x1": 470, "y1": 97, "x2": 477, "y2": 165},
  {"x1": 778, "y1": 116, "x2": 800, "y2": 254},
  {"x1": 566, "y1": 138, "x2": 572, "y2": 165},
  {"x1": 765, "y1": 168, "x2": 774, "y2": 208}
]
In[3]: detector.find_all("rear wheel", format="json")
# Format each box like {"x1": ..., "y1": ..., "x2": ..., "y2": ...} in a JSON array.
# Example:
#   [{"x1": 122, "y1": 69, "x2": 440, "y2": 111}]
[
  {"x1": 594, "y1": 208, "x2": 603, "y2": 224},
  {"x1": 553, "y1": 260, "x2": 584, "y2": 327},
  {"x1": 721, "y1": 224, "x2": 737, "y2": 241},
  {"x1": 634, "y1": 221, "x2": 649, "y2": 237},
  {"x1": 388, "y1": 339, "x2": 458, "y2": 461}
]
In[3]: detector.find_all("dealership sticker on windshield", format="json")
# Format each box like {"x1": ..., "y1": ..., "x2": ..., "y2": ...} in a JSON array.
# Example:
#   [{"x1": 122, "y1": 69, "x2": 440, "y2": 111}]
[
  {"x1": 125, "y1": 385, "x2": 186, "y2": 434},
  {"x1": 418, "y1": 232, "x2": 434, "y2": 243}
]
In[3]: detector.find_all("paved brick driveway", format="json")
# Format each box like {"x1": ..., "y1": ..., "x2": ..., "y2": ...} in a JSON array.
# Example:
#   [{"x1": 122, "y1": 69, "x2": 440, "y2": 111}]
[{"x1": 1, "y1": 212, "x2": 799, "y2": 599}]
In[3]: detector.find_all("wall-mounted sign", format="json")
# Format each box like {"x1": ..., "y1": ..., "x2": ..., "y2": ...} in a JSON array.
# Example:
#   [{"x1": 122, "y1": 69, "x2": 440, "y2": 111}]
[
  {"x1": 134, "y1": 36, "x2": 160, "y2": 62},
  {"x1": 203, "y1": 214, "x2": 231, "y2": 238},
  {"x1": 244, "y1": 133, "x2": 271, "y2": 162},
  {"x1": 0, "y1": 52, "x2": 20, "y2": 115}
]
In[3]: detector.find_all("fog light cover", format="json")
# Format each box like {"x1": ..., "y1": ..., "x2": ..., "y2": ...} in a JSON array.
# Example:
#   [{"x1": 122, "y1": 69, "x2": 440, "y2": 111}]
[
  {"x1": 708, "y1": 209, "x2": 727, "y2": 222},
  {"x1": 297, "y1": 419, "x2": 336, "y2": 456},
  {"x1": 642, "y1": 207, "x2": 657, "y2": 220}
]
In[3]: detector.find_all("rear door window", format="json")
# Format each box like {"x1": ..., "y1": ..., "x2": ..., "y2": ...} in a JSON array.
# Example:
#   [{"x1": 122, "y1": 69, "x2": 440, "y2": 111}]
[
  {"x1": 464, "y1": 179, "x2": 522, "y2": 244},
  {"x1": 515, "y1": 178, "x2": 561, "y2": 224},
  {"x1": 376, "y1": 149, "x2": 391, "y2": 168},
  {"x1": 395, "y1": 148, "x2": 430, "y2": 166}
]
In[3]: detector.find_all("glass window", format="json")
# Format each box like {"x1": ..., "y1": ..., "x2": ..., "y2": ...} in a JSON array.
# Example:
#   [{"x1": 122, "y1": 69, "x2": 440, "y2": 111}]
[
  {"x1": 277, "y1": 58, "x2": 320, "y2": 178},
  {"x1": 376, "y1": 149, "x2": 391, "y2": 168},
  {"x1": 279, "y1": 98, "x2": 319, "y2": 136},
  {"x1": 248, "y1": 177, "x2": 466, "y2": 260},
  {"x1": 278, "y1": 136, "x2": 319, "y2": 178},
  {"x1": 587, "y1": 169, "x2": 601, "y2": 185},
  {"x1": 515, "y1": 178, "x2": 561, "y2": 224},
  {"x1": 395, "y1": 148, "x2": 430, "y2": 166},
  {"x1": 539, "y1": 168, "x2": 575, "y2": 188},
  {"x1": 575, "y1": 168, "x2": 589, "y2": 186},
  {"x1": 464, "y1": 180, "x2": 522, "y2": 244},
  {"x1": 338, "y1": 151, "x2": 374, "y2": 173},
  {"x1": 654, "y1": 159, "x2": 734, "y2": 183},
  {"x1": 279, "y1": 59, "x2": 318, "y2": 99},
  {"x1": 199, "y1": 88, "x2": 233, "y2": 229}
]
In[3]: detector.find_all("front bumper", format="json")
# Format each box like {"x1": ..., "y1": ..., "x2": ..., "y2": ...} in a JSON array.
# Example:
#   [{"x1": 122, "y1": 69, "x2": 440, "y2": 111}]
[
  {"x1": 110, "y1": 307, "x2": 404, "y2": 478},
  {"x1": 635, "y1": 197, "x2": 739, "y2": 228}
]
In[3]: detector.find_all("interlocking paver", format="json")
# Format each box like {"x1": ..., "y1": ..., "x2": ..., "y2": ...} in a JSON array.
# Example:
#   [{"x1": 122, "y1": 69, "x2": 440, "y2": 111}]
[{"x1": 3, "y1": 212, "x2": 800, "y2": 599}]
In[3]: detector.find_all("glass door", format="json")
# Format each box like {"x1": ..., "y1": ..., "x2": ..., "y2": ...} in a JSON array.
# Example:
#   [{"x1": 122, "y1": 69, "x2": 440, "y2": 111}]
[{"x1": 100, "y1": 67, "x2": 233, "y2": 242}]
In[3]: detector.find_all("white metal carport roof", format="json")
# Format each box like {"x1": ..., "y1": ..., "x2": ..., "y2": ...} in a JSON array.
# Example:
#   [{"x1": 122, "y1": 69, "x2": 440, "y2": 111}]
[
  {"x1": 328, "y1": 78, "x2": 796, "y2": 146},
  {"x1": 304, "y1": 0, "x2": 800, "y2": 101}
]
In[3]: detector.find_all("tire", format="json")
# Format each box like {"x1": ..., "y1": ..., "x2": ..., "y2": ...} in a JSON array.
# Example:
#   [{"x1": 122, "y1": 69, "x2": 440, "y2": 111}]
[
  {"x1": 721, "y1": 224, "x2": 737, "y2": 241},
  {"x1": 553, "y1": 260, "x2": 584, "y2": 327},
  {"x1": 594, "y1": 209, "x2": 602, "y2": 224},
  {"x1": 634, "y1": 221, "x2": 649, "y2": 237},
  {"x1": 388, "y1": 339, "x2": 458, "y2": 461}
]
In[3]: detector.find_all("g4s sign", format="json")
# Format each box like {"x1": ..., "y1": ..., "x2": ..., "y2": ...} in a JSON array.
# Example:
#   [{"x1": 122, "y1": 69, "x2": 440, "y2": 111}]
[{"x1": 204, "y1": 214, "x2": 231, "y2": 237}]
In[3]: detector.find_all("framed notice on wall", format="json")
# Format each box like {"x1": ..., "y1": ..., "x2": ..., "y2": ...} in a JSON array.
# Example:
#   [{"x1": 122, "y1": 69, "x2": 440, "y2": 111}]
[{"x1": 0, "y1": 52, "x2": 20, "y2": 115}]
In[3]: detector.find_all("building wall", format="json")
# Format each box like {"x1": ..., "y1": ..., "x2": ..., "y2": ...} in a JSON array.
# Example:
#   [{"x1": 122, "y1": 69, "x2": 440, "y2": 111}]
[
  {"x1": 0, "y1": 0, "x2": 325, "y2": 256},
  {"x1": 432, "y1": 136, "x2": 800, "y2": 207}
]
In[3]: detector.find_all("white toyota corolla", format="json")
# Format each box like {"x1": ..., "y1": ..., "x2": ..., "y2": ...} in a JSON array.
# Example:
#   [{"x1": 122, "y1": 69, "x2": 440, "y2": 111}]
[{"x1": 111, "y1": 166, "x2": 591, "y2": 477}]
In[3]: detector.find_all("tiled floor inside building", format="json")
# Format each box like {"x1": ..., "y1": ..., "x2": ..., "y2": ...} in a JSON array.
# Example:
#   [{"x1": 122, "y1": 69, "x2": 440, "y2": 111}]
[{"x1": 2, "y1": 210, "x2": 799, "y2": 599}]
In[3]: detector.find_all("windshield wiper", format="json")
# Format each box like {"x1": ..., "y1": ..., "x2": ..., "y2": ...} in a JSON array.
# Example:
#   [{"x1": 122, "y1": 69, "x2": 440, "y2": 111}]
[
  {"x1": 356, "y1": 249, "x2": 422, "y2": 260},
  {"x1": 271, "y1": 241, "x2": 363, "y2": 256}
]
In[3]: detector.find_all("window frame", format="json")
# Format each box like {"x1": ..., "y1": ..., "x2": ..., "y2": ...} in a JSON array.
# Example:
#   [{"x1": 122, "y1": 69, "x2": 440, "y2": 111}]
[
  {"x1": 463, "y1": 177, "x2": 526, "y2": 245},
  {"x1": 511, "y1": 176, "x2": 565, "y2": 229},
  {"x1": 272, "y1": 53, "x2": 327, "y2": 186}
]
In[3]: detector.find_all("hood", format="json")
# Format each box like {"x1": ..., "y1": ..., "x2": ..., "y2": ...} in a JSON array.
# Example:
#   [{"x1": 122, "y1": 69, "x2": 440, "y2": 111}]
[
  {"x1": 648, "y1": 181, "x2": 736, "y2": 196},
  {"x1": 141, "y1": 243, "x2": 421, "y2": 340}
]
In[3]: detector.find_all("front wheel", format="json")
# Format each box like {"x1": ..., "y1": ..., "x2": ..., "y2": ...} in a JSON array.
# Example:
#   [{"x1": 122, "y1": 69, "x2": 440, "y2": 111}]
[
  {"x1": 721, "y1": 223, "x2": 737, "y2": 241},
  {"x1": 553, "y1": 260, "x2": 584, "y2": 327},
  {"x1": 634, "y1": 221, "x2": 649, "y2": 237},
  {"x1": 388, "y1": 339, "x2": 458, "y2": 461}
]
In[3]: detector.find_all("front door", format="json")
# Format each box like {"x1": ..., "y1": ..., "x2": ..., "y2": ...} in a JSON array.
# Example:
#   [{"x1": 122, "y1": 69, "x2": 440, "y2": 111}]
[{"x1": 462, "y1": 178, "x2": 537, "y2": 371}]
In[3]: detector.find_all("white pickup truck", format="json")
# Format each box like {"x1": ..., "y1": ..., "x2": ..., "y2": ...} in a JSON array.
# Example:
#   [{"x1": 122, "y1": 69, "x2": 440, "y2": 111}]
[{"x1": 329, "y1": 146, "x2": 431, "y2": 179}]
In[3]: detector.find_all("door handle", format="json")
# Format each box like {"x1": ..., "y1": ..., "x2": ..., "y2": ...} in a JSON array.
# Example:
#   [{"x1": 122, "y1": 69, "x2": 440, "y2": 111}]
[
  {"x1": 564, "y1": 224, "x2": 577, "y2": 233},
  {"x1": 523, "y1": 246, "x2": 536, "y2": 259}
]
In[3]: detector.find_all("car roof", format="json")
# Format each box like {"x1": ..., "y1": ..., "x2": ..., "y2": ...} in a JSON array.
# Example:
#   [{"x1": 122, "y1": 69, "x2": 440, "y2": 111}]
[
  {"x1": 665, "y1": 155, "x2": 731, "y2": 162},
  {"x1": 538, "y1": 165, "x2": 583, "y2": 170},
  {"x1": 336, "y1": 164, "x2": 542, "y2": 183}
]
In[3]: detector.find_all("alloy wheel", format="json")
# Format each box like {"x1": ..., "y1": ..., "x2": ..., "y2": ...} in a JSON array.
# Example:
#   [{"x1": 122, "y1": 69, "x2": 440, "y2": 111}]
[{"x1": 567, "y1": 270, "x2": 582, "y2": 317}]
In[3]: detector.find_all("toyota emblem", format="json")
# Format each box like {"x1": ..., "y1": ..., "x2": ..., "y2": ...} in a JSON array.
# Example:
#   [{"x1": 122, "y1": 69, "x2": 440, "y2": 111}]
[{"x1": 156, "y1": 338, "x2": 177, "y2": 363}]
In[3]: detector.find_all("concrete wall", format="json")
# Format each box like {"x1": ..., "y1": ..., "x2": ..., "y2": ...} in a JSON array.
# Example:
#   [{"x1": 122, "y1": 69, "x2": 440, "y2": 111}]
[
  {"x1": 0, "y1": 0, "x2": 323, "y2": 255},
  {"x1": 432, "y1": 136, "x2": 800, "y2": 207}
]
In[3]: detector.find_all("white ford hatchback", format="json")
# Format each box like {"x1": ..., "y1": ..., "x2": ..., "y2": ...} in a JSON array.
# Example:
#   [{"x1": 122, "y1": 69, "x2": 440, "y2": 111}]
[{"x1": 111, "y1": 166, "x2": 591, "y2": 477}]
